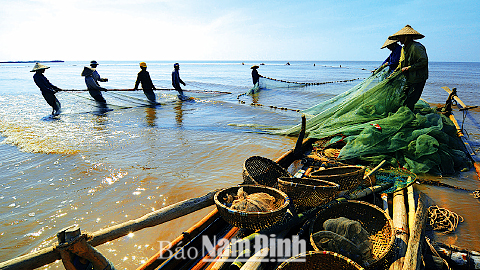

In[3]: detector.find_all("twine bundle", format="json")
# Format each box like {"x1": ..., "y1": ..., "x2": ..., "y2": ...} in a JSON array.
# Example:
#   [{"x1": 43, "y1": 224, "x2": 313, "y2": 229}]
[{"x1": 427, "y1": 205, "x2": 464, "y2": 234}]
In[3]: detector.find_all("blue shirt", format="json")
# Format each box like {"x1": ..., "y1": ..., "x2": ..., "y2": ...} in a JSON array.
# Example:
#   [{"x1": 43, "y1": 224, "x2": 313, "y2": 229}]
[
  {"x1": 172, "y1": 69, "x2": 184, "y2": 89},
  {"x1": 382, "y1": 45, "x2": 402, "y2": 71}
]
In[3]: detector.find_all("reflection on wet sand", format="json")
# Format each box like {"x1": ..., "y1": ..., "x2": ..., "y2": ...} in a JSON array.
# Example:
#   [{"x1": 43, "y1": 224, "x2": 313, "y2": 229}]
[{"x1": 144, "y1": 106, "x2": 157, "y2": 127}]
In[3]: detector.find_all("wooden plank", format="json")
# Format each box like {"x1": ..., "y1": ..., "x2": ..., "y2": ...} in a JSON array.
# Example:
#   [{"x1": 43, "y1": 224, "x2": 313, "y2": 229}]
[{"x1": 0, "y1": 190, "x2": 218, "y2": 270}]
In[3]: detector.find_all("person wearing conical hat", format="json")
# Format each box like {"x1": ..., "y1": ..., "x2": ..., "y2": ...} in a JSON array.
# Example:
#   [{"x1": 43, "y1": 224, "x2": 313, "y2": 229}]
[
  {"x1": 389, "y1": 25, "x2": 428, "y2": 111},
  {"x1": 379, "y1": 39, "x2": 402, "y2": 73},
  {"x1": 251, "y1": 65, "x2": 260, "y2": 86},
  {"x1": 83, "y1": 60, "x2": 108, "y2": 104},
  {"x1": 134, "y1": 62, "x2": 157, "y2": 103},
  {"x1": 31, "y1": 63, "x2": 62, "y2": 115}
]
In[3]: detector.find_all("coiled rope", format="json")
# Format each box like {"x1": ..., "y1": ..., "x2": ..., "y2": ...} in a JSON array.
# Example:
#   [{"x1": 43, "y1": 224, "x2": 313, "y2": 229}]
[{"x1": 427, "y1": 205, "x2": 464, "y2": 234}]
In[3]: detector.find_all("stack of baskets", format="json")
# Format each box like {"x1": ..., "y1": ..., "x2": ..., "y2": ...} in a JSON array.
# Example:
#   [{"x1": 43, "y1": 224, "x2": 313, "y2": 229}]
[
  {"x1": 277, "y1": 177, "x2": 340, "y2": 207},
  {"x1": 308, "y1": 165, "x2": 366, "y2": 191},
  {"x1": 309, "y1": 200, "x2": 395, "y2": 269}
]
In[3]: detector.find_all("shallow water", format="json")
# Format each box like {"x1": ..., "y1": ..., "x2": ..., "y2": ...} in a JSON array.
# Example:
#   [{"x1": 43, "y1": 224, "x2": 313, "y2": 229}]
[{"x1": 0, "y1": 61, "x2": 479, "y2": 269}]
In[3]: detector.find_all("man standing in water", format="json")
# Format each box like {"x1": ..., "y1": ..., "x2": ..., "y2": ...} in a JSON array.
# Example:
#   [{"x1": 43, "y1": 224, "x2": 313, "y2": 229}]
[
  {"x1": 171, "y1": 63, "x2": 186, "y2": 100},
  {"x1": 134, "y1": 62, "x2": 157, "y2": 103},
  {"x1": 389, "y1": 25, "x2": 428, "y2": 111},
  {"x1": 83, "y1": 60, "x2": 108, "y2": 104},
  {"x1": 31, "y1": 63, "x2": 62, "y2": 115},
  {"x1": 251, "y1": 65, "x2": 260, "y2": 86}
]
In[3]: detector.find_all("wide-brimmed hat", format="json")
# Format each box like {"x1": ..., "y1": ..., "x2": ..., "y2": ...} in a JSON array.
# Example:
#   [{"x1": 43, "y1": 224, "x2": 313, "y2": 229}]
[
  {"x1": 90, "y1": 60, "x2": 99, "y2": 66},
  {"x1": 381, "y1": 38, "x2": 398, "y2": 49},
  {"x1": 30, "y1": 63, "x2": 50, "y2": 72},
  {"x1": 251, "y1": 65, "x2": 259, "y2": 69},
  {"x1": 388, "y1": 25, "x2": 424, "y2": 40},
  {"x1": 139, "y1": 62, "x2": 147, "y2": 67}
]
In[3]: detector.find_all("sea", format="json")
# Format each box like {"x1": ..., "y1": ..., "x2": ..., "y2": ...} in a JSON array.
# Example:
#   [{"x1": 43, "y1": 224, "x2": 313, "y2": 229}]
[{"x1": 0, "y1": 61, "x2": 479, "y2": 269}]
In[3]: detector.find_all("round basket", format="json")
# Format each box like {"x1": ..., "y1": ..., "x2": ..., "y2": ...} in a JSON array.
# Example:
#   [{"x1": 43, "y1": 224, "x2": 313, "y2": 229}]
[
  {"x1": 308, "y1": 166, "x2": 366, "y2": 191},
  {"x1": 242, "y1": 156, "x2": 291, "y2": 187},
  {"x1": 214, "y1": 185, "x2": 290, "y2": 231},
  {"x1": 309, "y1": 200, "x2": 394, "y2": 269},
  {"x1": 277, "y1": 177, "x2": 340, "y2": 207},
  {"x1": 276, "y1": 251, "x2": 364, "y2": 270}
]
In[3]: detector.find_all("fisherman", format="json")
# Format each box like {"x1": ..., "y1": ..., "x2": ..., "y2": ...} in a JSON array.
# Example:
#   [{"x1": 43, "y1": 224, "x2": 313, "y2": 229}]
[
  {"x1": 134, "y1": 62, "x2": 157, "y2": 103},
  {"x1": 251, "y1": 65, "x2": 260, "y2": 86},
  {"x1": 31, "y1": 63, "x2": 62, "y2": 115},
  {"x1": 83, "y1": 60, "x2": 108, "y2": 104},
  {"x1": 171, "y1": 63, "x2": 186, "y2": 99},
  {"x1": 374, "y1": 39, "x2": 402, "y2": 73},
  {"x1": 389, "y1": 25, "x2": 428, "y2": 111}
]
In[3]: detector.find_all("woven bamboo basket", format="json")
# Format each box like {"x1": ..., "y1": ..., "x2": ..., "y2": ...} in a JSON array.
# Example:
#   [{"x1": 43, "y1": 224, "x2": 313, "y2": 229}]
[
  {"x1": 309, "y1": 200, "x2": 394, "y2": 269},
  {"x1": 277, "y1": 177, "x2": 340, "y2": 207},
  {"x1": 242, "y1": 156, "x2": 291, "y2": 187},
  {"x1": 308, "y1": 165, "x2": 366, "y2": 191},
  {"x1": 276, "y1": 251, "x2": 364, "y2": 270},
  {"x1": 214, "y1": 185, "x2": 290, "y2": 231}
]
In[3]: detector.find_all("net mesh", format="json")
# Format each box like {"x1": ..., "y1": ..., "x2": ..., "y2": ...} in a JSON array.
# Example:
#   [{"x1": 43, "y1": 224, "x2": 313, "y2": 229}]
[{"x1": 272, "y1": 67, "x2": 472, "y2": 175}]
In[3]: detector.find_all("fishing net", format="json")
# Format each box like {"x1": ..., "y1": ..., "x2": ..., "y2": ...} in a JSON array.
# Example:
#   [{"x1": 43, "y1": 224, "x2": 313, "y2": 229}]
[
  {"x1": 272, "y1": 66, "x2": 472, "y2": 175},
  {"x1": 258, "y1": 76, "x2": 306, "y2": 89}
]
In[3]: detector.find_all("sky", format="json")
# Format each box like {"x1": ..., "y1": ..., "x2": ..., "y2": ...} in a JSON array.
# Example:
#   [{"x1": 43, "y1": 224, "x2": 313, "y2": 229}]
[{"x1": 0, "y1": 0, "x2": 479, "y2": 62}]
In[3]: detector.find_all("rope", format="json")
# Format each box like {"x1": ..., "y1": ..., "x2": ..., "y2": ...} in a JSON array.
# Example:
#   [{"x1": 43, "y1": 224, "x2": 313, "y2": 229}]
[
  {"x1": 425, "y1": 237, "x2": 451, "y2": 270},
  {"x1": 427, "y1": 205, "x2": 464, "y2": 234},
  {"x1": 235, "y1": 93, "x2": 301, "y2": 112},
  {"x1": 259, "y1": 75, "x2": 364, "y2": 86}
]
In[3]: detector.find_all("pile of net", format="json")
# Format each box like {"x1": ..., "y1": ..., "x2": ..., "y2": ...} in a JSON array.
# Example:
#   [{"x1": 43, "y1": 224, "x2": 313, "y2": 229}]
[
  {"x1": 225, "y1": 187, "x2": 276, "y2": 212},
  {"x1": 272, "y1": 67, "x2": 472, "y2": 175},
  {"x1": 312, "y1": 217, "x2": 373, "y2": 265}
]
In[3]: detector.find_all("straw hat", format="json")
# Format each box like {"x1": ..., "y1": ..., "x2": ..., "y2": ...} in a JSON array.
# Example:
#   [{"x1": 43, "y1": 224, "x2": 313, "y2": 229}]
[
  {"x1": 139, "y1": 62, "x2": 147, "y2": 68},
  {"x1": 381, "y1": 38, "x2": 398, "y2": 49},
  {"x1": 30, "y1": 63, "x2": 50, "y2": 72},
  {"x1": 388, "y1": 25, "x2": 424, "y2": 40},
  {"x1": 251, "y1": 65, "x2": 259, "y2": 69}
]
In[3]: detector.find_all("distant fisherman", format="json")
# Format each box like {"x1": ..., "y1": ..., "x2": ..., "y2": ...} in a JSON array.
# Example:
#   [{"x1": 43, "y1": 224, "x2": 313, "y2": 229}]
[
  {"x1": 171, "y1": 63, "x2": 186, "y2": 100},
  {"x1": 134, "y1": 62, "x2": 157, "y2": 103},
  {"x1": 31, "y1": 63, "x2": 62, "y2": 115},
  {"x1": 251, "y1": 65, "x2": 260, "y2": 86},
  {"x1": 82, "y1": 60, "x2": 108, "y2": 104}
]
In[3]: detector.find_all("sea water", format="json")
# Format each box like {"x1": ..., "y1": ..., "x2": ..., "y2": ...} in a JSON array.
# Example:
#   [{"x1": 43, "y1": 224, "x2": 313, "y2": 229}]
[{"x1": 0, "y1": 61, "x2": 479, "y2": 269}]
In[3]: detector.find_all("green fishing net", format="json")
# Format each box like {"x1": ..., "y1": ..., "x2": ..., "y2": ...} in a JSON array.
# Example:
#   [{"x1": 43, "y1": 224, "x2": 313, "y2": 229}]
[{"x1": 272, "y1": 67, "x2": 472, "y2": 175}]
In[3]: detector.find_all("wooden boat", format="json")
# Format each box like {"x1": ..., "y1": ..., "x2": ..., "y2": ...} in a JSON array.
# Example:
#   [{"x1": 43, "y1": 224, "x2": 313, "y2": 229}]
[{"x1": 1, "y1": 87, "x2": 476, "y2": 270}]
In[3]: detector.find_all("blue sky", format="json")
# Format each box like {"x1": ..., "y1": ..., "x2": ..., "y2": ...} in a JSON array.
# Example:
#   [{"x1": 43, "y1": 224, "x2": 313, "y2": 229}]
[{"x1": 0, "y1": 0, "x2": 478, "y2": 62}]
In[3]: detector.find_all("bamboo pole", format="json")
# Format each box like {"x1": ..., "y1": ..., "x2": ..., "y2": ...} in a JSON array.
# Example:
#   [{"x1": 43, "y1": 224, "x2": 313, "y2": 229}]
[
  {"x1": 239, "y1": 248, "x2": 269, "y2": 270},
  {"x1": 402, "y1": 193, "x2": 427, "y2": 270},
  {"x1": 407, "y1": 185, "x2": 415, "y2": 235},
  {"x1": 0, "y1": 190, "x2": 218, "y2": 270},
  {"x1": 389, "y1": 182, "x2": 409, "y2": 270},
  {"x1": 381, "y1": 193, "x2": 390, "y2": 217}
]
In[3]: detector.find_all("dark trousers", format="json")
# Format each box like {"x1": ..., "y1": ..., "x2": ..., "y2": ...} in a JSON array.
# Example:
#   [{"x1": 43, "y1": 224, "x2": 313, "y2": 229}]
[
  {"x1": 41, "y1": 91, "x2": 61, "y2": 112},
  {"x1": 88, "y1": 89, "x2": 106, "y2": 104},
  {"x1": 403, "y1": 81, "x2": 426, "y2": 111},
  {"x1": 143, "y1": 89, "x2": 156, "y2": 102}
]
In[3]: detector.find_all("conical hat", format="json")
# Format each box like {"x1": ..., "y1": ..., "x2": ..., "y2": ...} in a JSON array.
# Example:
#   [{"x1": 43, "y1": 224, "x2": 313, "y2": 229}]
[
  {"x1": 381, "y1": 38, "x2": 398, "y2": 49},
  {"x1": 30, "y1": 63, "x2": 50, "y2": 72},
  {"x1": 388, "y1": 25, "x2": 424, "y2": 40}
]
